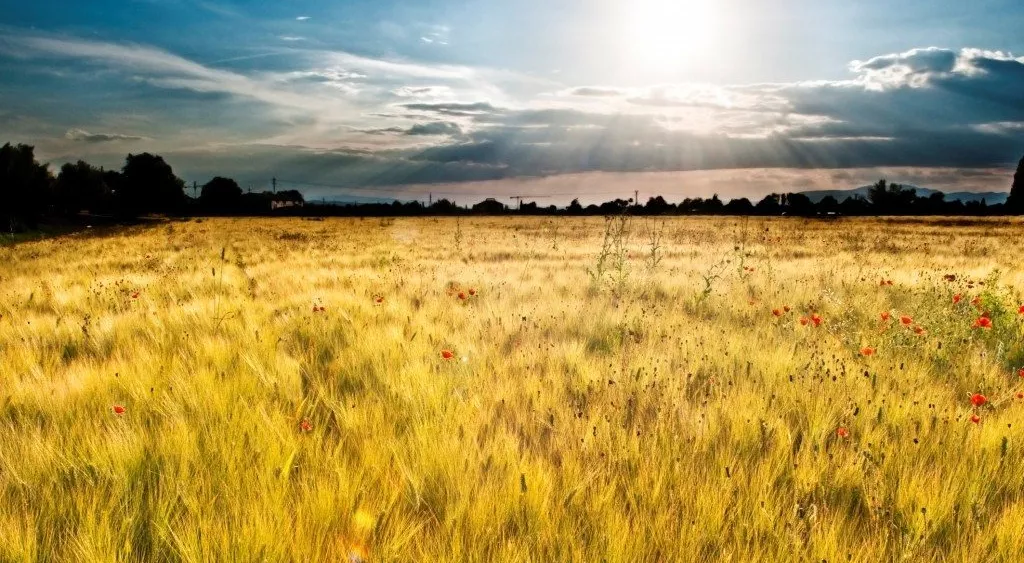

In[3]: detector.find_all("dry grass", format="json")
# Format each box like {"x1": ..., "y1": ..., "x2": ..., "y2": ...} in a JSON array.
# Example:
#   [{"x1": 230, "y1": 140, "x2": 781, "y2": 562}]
[{"x1": 2, "y1": 216, "x2": 1024, "y2": 562}]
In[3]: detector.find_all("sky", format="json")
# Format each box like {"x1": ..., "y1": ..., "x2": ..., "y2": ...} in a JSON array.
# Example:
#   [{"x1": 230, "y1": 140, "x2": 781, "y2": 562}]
[{"x1": 1, "y1": 0, "x2": 1023, "y2": 203}]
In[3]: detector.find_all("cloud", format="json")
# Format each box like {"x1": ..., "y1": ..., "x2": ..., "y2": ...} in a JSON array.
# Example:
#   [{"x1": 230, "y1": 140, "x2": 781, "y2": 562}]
[
  {"x1": 567, "y1": 87, "x2": 625, "y2": 97},
  {"x1": 5, "y1": 34, "x2": 1023, "y2": 196},
  {"x1": 65, "y1": 128, "x2": 144, "y2": 142},
  {"x1": 406, "y1": 122, "x2": 462, "y2": 136},
  {"x1": 295, "y1": 16, "x2": 310, "y2": 21}
]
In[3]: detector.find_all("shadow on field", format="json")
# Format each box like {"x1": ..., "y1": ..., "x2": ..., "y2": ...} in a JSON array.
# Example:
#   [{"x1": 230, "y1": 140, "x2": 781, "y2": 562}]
[{"x1": 1, "y1": 214, "x2": 175, "y2": 247}]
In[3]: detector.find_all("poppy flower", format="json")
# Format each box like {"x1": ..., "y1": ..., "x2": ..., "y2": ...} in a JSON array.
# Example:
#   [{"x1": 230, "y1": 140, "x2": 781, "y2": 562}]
[
  {"x1": 970, "y1": 414, "x2": 981, "y2": 424},
  {"x1": 783, "y1": 305, "x2": 791, "y2": 313},
  {"x1": 836, "y1": 427, "x2": 850, "y2": 438},
  {"x1": 1018, "y1": 368, "x2": 1024, "y2": 378},
  {"x1": 112, "y1": 405, "x2": 126, "y2": 415},
  {"x1": 458, "y1": 292, "x2": 467, "y2": 300},
  {"x1": 375, "y1": 296, "x2": 384, "y2": 304},
  {"x1": 952, "y1": 294, "x2": 962, "y2": 304},
  {"x1": 972, "y1": 317, "x2": 993, "y2": 329},
  {"x1": 879, "y1": 280, "x2": 887, "y2": 287},
  {"x1": 1018, "y1": 305, "x2": 1024, "y2": 315},
  {"x1": 131, "y1": 291, "x2": 139, "y2": 299},
  {"x1": 810, "y1": 314, "x2": 822, "y2": 327},
  {"x1": 799, "y1": 317, "x2": 809, "y2": 326},
  {"x1": 441, "y1": 349, "x2": 454, "y2": 359},
  {"x1": 469, "y1": 288, "x2": 477, "y2": 296},
  {"x1": 772, "y1": 309, "x2": 782, "y2": 317},
  {"x1": 300, "y1": 419, "x2": 312, "y2": 432},
  {"x1": 913, "y1": 325, "x2": 926, "y2": 335},
  {"x1": 1017, "y1": 392, "x2": 1024, "y2": 399},
  {"x1": 880, "y1": 311, "x2": 891, "y2": 321},
  {"x1": 900, "y1": 315, "x2": 913, "y2": 326},
  {"x1": 312, "y1": 306, "x2": 319, "y2": 313},
  {"x1": 943, "y1": 274, "x2": 956, "y2": 282},
  {"x1": 860, "y1": 347, "x2": 876, "y2": 356},
  {"x1": 970, "y1": 393, "x2": 987, "y2": 407},
  {"x1": 319, "y1": 306, "x2": 326, "y2": 312}
]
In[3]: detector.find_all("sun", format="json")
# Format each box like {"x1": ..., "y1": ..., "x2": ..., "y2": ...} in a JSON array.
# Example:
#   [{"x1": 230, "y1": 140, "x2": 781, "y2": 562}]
[{"x1": 621, "y1": 0, "x2": 720, "y2": 70}]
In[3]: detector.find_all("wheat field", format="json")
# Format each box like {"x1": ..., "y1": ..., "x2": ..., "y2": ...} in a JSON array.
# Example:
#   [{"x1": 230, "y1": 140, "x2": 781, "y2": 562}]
[{"x1": 2, "y1": 216, "x2": 1024, "y2": 562}]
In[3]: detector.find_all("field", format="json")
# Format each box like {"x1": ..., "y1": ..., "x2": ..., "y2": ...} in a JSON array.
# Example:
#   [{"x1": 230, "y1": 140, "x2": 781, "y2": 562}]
[{"x1": 3, "y1": 216, "x2": 1024, "y2": 562}]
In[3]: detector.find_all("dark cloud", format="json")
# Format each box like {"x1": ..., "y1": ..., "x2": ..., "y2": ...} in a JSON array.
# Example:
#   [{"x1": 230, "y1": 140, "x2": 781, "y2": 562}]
[
  {"x1": 64, "y1": 128, "x2": 144, "y2": 142},
  {"x1": 406, "y1": 121, "x2": 462, "y2": 136}
]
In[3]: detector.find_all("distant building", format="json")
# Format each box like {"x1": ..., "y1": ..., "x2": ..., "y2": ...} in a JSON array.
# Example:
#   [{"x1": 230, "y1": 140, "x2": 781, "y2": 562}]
[
  {"x1": 472, "y1": 198, "x2": 507, "y2": 214},
  {"x1": 269, "y1": 190, "x2": 305, "y2": 211}
]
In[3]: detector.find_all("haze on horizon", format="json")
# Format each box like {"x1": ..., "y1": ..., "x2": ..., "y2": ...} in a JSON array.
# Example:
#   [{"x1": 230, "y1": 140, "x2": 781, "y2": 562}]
[{"x1": 1, "y1": 0, "x2": 1023, "y2": 203}]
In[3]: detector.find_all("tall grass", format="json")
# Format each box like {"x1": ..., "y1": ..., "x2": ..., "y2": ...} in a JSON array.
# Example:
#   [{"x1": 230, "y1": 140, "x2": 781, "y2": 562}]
[{"x1": 1, "y1": 216, "x2": 1023, "y2": 561}]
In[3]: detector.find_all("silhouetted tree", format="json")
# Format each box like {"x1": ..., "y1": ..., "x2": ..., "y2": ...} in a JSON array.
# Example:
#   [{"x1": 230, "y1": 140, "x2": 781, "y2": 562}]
[
  {"x1": 200, "y1": 176, "x2": 243, "y2": 212},
  {"x1": 644, "y1": 195, "x2": 672, "y2": 214},
  {"x1": 785, "y1": 192, "x2": 816, "y2": 216},
  {"x1": 117, "y1": 153, "x2": 186, "y2": 216},
  {"x1": 567, "y1": 198, "x2": 583, "y2": 214},
  {"x1": 0, "y1": 143, "x2": 53, "y2": 230},
  {"x1": 817, "y1": 195, "x2": 840, "y2": 214},
  {"x1": 839, "y1": 195, "x2": 870, "y2": 215},
  {"x1": 755, "y1": 194, "x2": 782, "y2": 215},
  {"x1": 724, "y1": 197, "x2": 754, "y2": 215},
  {"x1": 868, "y1": 179, "x2": 918, "y2": 214},
  {"x1": 1007, "y1": 154, "x2": 1024, "y2": 213},
  {"x1": 54, "y1": 160, "x2": 110, "y2": 216}
]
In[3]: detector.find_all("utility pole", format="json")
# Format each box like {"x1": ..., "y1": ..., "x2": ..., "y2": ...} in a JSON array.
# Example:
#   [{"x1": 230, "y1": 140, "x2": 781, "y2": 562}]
[
  {"x1": 192, "y1": 181, "x2": 198, "y2": 198},
  {"x1": 272, "y1": 177, "x2": 277, "y2": 193},
  {"x1": 635, "y1": 190, "x2": 639, "y2": 206},
  {"x1": 429, "y1": 192, "x2": 433, "y2": 206}
]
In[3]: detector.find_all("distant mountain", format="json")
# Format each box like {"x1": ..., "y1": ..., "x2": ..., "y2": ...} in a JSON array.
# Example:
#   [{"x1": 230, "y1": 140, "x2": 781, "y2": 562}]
[{"x1": 800, "y1": 185, "x2": 1008, "y2": 205}]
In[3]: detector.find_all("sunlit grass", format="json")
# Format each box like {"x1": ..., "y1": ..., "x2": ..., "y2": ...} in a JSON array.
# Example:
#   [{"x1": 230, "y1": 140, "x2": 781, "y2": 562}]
[{"x1": 2, "y1": 216, "x2": 1024, "y2": 561}]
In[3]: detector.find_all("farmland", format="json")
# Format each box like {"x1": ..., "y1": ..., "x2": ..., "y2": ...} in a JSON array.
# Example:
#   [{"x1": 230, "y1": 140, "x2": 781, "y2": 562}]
[{"x1": 2, "y1": 216, "x2": 1024, "y2": 561}]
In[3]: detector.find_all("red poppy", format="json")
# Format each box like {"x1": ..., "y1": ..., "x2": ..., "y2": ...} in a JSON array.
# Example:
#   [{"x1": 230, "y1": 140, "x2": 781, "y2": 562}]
[
  {"x1": 972, "y1": 316, "x2": 993, "y2": 329},
  {"x1": 112, "y1": 405, "x2": 126, "y2": 415},
  {"x1": 970, "y1": 414, "x2": 981, "y2": 424},
  {"x1": 836, "y1": 427, "x2": 850, "y2": 438},
  {"x1": 952, "y1": 294, "x2": 962, "y2": 304},
  {"x1": 312, "y1": 306, "x2": 319, "y2": 313},
  {"x1": 811, "y1": 314, "x2": 822, "y2": 327},
  {"x1": 900, "y1": 315, "x2": 913, "y2": 326},
  {"x1": 441, "y1": 349, "x2": 454, "y2": 359},
  {"x1": 375, "y1": 296, "x2": 384, "y2": 303},
  {"x1": 772, "y1": 309, "x2": 782, "y2": 317},
  {"x1": 970, "y1": 393, "x2": 987, "y2": 407},
  {"x1": 1018, "y1": 305, "x2": 1024, "y2": 315},
  {"x1": 319, "y1": 306, "x2": 326, "y2": 312},
  {"x1": 131, "y1": 291, "x2": 140, "y2": 299},
  {"x1": 1019, "y1": 368, "x2": 1024, "y2": 378},
  {"x1": 783, "y1": 305, "x2": 791, "y2": 313},
  {"x1": 469, "y1": 288, "x2": 477, "y2": 296},
  {"x1": 880, "y1": 311, "x2": 891, "y2": 321},
  {"x1": 300, "y1": 419, "x2": 312, "y2": 432},
  {"x1": 799, "y1": 317, "x2": 809, "y2": 326},
  {"x1": 879, "y1": 280, "x2": 887, "y2": 287},
  {"x1": 1017, "y1": 392, "x2": 1024, "y2": 400},
  {"x1": 458, "y1": 292, "x2": 467, "y2": 300},
  {"x1": 861, "y1": 347, "x2": 876, "y2": 356},
  {"x1": 913, "y1": 325, "x2": 926, "y2": 335}
]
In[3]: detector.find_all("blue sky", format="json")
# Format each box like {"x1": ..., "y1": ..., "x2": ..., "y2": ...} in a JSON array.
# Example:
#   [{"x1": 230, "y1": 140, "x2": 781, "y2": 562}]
[{"x1": 1, "y1": 0, "x2": 1023, "y2": 202}]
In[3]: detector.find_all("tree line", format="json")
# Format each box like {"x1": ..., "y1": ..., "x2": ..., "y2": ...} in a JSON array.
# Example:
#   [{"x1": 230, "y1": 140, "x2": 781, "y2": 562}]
[{"x1": 2, "y1": 142, "x2": 1022, "y2": 230}]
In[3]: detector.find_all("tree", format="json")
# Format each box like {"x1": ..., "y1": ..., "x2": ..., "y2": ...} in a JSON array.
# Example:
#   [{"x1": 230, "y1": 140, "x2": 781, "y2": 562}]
[
  {"x1": 1007, "y1": 154, "x2": 1024, "y2": 213},
  {"x1": 54, "y1": 161, "x2": 110, "y2": 216},
  {"x1": 199, "y1": 176, "x2": 243, "y2": 212},
  {"x1": 118, "y1": 153, "x2": 186, "y2": 216},
  {"x1": 567, "y1": 198, "x2": 583, "y2": 214},
  {"x1": 755, "y1": 194, "x2": 782, "y2": 215},
  {"x1": 784, "y1": 192, "x2": 816, "y2": 216},
  {"x1": 724, "y1": 197, "x2": 754, "y2": 215},
  {"x1": 0, "y1": 143, "x2": 53, "y2": 230}
]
